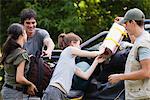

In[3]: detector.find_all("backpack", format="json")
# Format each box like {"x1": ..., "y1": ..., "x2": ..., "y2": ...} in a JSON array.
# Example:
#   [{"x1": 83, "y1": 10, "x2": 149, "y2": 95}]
[
  {"x1": 97, "y1": 47, "x2": 131, "y2": 83},
  {"x1": 84, "y1": 80, "x2": 125, "y2": 100},
  {"x1": 24, "y1": 51, "x2": 55, "y2": 98}
]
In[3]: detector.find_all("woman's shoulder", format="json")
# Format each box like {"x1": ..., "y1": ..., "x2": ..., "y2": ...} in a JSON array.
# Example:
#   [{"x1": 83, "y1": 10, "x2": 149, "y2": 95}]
[
  {"x1": 12, "y1": 48, "x2": 28, "y2": 60},
  {"x1": 12, "y1": 51, "x2": 29, "y2": 66},
  {"x1": 64, "y1": 46, "x2": 79, "y2": 52},
  {"x1": 63, "y1": 46, "x2": 81, "y2": 57},
  {"x1": 15, "y1": 48, "x2": 27, "y2": 54},
  {"x1": 5, "y1": 48, "x2": 28, "y2": 64}
]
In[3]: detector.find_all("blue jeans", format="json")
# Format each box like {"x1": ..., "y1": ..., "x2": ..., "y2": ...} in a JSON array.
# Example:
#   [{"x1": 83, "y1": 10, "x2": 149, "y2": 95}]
[
  {"x1": 1, "y1": 86, "x2": 23, "y2": 100},
  {"x1": 42, "y1": 85, "x2": 69, "y2": 100}
]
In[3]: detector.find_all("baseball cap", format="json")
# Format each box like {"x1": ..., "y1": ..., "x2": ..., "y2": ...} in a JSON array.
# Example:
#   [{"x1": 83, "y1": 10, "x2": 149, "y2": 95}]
[{"x1": 120, "y1": 8, "x2": 145, "y2": 24}]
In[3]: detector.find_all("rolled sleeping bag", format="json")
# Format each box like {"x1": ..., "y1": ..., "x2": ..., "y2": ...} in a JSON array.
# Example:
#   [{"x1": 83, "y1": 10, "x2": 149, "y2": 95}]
[{"x1": 100, "y1": 23, "x2": 127, "y2": 58}]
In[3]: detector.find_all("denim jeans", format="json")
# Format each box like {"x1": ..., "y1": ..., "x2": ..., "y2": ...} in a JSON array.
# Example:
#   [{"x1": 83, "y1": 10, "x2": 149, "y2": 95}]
[
  {"x1": 1, "y1": 86, "x2": 23, "y2": 100},
  {"x1": 42, "y1": 85, "x2": 69, "y2": 100}
]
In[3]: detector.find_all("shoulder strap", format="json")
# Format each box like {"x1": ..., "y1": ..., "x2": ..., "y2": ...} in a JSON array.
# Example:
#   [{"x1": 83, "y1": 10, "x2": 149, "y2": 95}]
[{"x1": 35, "y1": 51, "x2": 42, "y2": 58}]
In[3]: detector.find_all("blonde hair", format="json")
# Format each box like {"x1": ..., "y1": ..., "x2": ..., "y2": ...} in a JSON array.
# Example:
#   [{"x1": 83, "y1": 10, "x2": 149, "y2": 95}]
[{"x1": 58, "y1": 32, "x2": 82, "y2": 49}]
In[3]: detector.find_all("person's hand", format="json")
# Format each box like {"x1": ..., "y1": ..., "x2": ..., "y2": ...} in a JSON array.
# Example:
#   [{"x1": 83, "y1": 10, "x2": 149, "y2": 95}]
[
  {"x1": 94, "y1": 56, "x2": 106, "y2": 63},
  {"x1": 114, "y1": 17, "x2": 123, "y2": 23},
  {"x1": 27, "y1": 83, "x2": 38, "y2": 96},
  {"x1": 108, "y1": 74, "x2": 122, "y2": 84},
  {"x1": 99, "y1": 44, "x2": 106, "y2": 55},
  {"x1": 29, "y1": 54, "x2": 34, "y2": 58},
  {"x1": 42, "y1": 50, "x2": 52, "y2": 59}
]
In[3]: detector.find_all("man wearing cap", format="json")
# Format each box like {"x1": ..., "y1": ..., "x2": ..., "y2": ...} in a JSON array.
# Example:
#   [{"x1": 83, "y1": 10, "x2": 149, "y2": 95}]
[{"x1": 108, "y1": 8, "x2": 150, "y2": 99}]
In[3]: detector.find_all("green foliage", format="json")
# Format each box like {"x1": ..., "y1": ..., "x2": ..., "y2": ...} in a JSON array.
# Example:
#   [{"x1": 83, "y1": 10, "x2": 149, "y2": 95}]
[
  {"x1": 136, "y1": 0, "x2": 150, "y2": 18},
  {"x1": 0, "y1": 0, "x2": 150, "y2": 47},
  {"x1": 0, "y1": 0, "x2": 25, "y2": 47}
]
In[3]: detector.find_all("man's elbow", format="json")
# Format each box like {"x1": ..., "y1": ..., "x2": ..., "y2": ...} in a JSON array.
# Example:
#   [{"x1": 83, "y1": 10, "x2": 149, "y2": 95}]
[
  {"x1": 146, "y1": 73, "x2": 150, "y2": 78},
  {"x1": 143, "y1": 72, "x2": 150, "y2": 78}
]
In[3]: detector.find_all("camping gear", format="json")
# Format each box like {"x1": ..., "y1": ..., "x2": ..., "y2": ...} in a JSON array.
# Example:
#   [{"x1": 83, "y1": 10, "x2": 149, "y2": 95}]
[
  {"x1": 101, "y1": 23, "x2": 127, "y2": 58},
  {"x1": 84, "y1": 80, "x2": 125, "y2": 100},
  {"x1": 24, "y1": 51, "x2": 55, "y2": 98}
]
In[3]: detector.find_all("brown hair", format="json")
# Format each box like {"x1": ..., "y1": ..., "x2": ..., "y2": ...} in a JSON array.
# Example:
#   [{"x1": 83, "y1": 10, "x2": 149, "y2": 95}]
[
  {"x1": 129, "y1": 20, "x2": 144, "y2": 27},
  {"x1": 58, "y1": 32, "x2": 82, "y2": 49},
  {"x1": 20, "y1": 8, "x2": 37, "y2": 24},
  {"x1": 1, "y1": 23, "x2": 24, "y2": 64}
]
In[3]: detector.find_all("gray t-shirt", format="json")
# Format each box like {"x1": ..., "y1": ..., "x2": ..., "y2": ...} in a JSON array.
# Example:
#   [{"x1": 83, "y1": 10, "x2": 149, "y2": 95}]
[
  {"x1": 24, "y1": 28, "x2": 50, "y2": 55},
  {"x1": 136, "y1": 31, "x2": 150, "y2": 61},
  {"x1": 138, "y1": 47, "x2": 150, "y2": 61},
  {"x1": 50, "y1": 46, "x2": 77, "y2": 94}
]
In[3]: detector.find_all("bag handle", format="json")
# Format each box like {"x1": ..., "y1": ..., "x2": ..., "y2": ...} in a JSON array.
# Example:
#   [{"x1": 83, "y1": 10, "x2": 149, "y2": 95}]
[
  {"x1": 114, "y1": 88, "x2": 125, "y2": 100},
  {"x1": 35, "y1": 51, "x2": 42, "y2": 58}
]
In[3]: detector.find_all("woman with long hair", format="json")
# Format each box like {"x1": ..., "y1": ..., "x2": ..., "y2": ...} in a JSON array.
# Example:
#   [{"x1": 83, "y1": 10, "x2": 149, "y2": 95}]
[{"x1": 1, "y1": 23, "x2": 37, "y2": 100}]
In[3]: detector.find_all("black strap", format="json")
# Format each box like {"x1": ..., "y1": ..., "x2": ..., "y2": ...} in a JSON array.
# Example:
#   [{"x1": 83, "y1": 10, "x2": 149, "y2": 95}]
[
  {"x1": 37, "y1": 57, "x2": 43, "y2": 89},
  {"x1": 4, "y1": 83, "x2": 23, "y2": 91},
  {"x1": 114, "y1": 89, "x2": 125, "y2": 100},
  {"x1": 35, "y1": 51, "x2": 44, "y2": 92}
]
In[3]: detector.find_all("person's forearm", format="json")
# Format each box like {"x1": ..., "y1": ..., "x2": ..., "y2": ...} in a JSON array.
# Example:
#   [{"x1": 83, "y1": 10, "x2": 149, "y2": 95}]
[
  {"x1": 45, "y1": 38, "x2": 55, "y2": 51},
  {"x1": 47, "y1": 44, "x2": 54, "y2": 52},
  {"x1": 83, "y1": 60, "x2": 98, "y2": 80},
  {"x1": 80, "y1": 51, "x2": 99, "y2": 57},
  {"x1": 16, "y1": 76, "x2": 33, "y2": 86},
  {"x1": 120, "y1": 70, "x2": 149, "y2": 81},
  {"x1": 72, "y1": 48, "x2": 100, "y2": 58}
]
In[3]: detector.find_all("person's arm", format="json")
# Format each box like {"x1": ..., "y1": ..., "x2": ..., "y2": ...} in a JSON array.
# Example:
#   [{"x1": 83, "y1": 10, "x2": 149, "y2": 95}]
[
  {"x1": 43, "y1": 37, "x2": 55, "y2": 59},
  {"x1": 108, "y1": 47, "x2": 150, "y2": 84},
  {"x1": 75, "y1": 56, "x2": 105, "y2": 80},
  {"x1": 16, "y1": 60, "x2": 38, "y2": 95},
  {"x1": 71, "y1": 46, "x2": 105, "y2": 58},
  {"x1": 108, "y1": 59, "x2": 150, "y2": 84}
]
